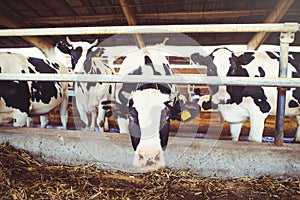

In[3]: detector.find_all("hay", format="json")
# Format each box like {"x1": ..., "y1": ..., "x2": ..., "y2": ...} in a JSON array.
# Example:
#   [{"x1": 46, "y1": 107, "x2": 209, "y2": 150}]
[{"x1": 0, "y1": 142, "x2": 299, "y2": 200}]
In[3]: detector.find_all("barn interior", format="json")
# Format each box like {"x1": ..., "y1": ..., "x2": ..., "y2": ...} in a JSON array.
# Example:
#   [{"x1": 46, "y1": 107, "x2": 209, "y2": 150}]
[
  {"x1": 0, "y1": 0, "x2": 300, "y2": 137},
  {"x1": 0, "y1": 0, "x2": 300, "y2": 190},
  {"x1": 0, "y1": 0, "x2": 299, "y2": 145}
]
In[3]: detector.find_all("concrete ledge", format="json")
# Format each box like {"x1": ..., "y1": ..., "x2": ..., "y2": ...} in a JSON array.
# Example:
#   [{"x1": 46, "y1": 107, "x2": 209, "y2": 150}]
[{"x1": 0, "y1": 127, "x2": 299, "y2": 179}]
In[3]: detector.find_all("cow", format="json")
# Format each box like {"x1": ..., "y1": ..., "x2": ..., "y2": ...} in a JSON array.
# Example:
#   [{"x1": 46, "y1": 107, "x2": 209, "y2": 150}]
[
  {"x1": 187, "y1": 86, "x2": 214, "y2": 111},
  {"x1": 0, "y1": 52, "x2": 69, "y2": 129},
  {"x1": 101, "y1": 48, "x2": 199, "y2": 170},
  {"x1": 56, "y1": 37, "x2": 115, "y2": 132},
  {"x1": 191, "y1": 47, "x2": 300, "y2": 142}
]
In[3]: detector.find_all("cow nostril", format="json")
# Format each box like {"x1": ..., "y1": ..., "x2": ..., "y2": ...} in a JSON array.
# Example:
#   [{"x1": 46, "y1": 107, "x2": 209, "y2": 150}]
[
  {"x1": 146, "y1": 159, "x2": 154, "y2": 166},
  {"x1": 138, "y1": 154, "x2": 144, "y2": 161},
  {"x1": 219, "y1": 99, "x2": 226, "y2": 104},
  {"x1": 155, "y1": 151, "x2": 161, "y2": 161}
]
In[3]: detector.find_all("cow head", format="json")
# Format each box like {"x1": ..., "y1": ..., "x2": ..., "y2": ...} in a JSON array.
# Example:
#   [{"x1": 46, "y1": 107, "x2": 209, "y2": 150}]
[
  {"x1": 102, "y1": 90, "x2": 198, "y2": 170},
  {"x1": 102, "y1": 54, "x2": 199, "y2": 170},
  {"x1": 191, "y1": 48, "x2": 255, "y2": 105},
  {"x1": 56, "y1": 37, "x2": 99, "y2": 73}
]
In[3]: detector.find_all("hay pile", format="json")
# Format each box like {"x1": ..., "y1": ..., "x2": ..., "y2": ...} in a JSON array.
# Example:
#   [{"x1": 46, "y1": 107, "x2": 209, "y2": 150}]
[{"x1": 0, "y1": 142, "x2": 299, "y2": 199}]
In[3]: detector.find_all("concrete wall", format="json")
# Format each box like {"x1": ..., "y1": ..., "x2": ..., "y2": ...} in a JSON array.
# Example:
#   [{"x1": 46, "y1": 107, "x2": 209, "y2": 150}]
[{"x1": 0, "y1": 127, "x2": 299, "y2": 179}]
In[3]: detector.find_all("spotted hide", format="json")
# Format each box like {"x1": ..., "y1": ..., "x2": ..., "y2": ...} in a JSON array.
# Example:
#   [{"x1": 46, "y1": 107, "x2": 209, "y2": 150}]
[
  {"x1": 191, "y1": 48, "x2": 300, "y2": 142},
  {"x1": 56, "y1": 37, "x2": 115, "y2": 131},
  {"x1": 0, "y1": 52, "x2": 69, "y2": 128},
  {"x1": 101, "y1": 48, "x2": 199, "y2": 170}
]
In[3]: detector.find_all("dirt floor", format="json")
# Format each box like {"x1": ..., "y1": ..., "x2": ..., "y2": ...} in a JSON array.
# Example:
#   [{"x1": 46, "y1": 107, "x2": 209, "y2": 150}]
[
  {"x1": 0, "y1": 142, "x2": 299, "y2": 200},
  {"x1": 1, "y1": 103, "x2": 299, "y2": 199}
]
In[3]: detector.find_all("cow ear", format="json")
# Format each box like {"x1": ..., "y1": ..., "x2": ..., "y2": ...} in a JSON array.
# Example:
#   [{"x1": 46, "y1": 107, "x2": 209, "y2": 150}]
[
  {"x1": 169, "y1": 100, "x2": 200, "y2": 122},
  {"x1": 190, "y1": 53, "x2": 211, "y2": 66},
  {"x1": 236, "y1": 52, "x2": 255, "y2": 66},
  {"x1": 56, "y1": 41, "x2": 72, "y2": 54}
]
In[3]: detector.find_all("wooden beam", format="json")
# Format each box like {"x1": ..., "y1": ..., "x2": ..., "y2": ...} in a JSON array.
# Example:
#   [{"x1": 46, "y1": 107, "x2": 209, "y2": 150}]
[
  {"x1": 247, "y1": 0, "x2": 295, "y2": 50},
  {"x1": 23, "y1": 10, "x2": 279, "y2": 25},
  {"x1": 119, "y1": 0, "x2": 145, "y2": 49},
  {"x1": 0, "y1": 4, "x2": 54, "y2": 57}
]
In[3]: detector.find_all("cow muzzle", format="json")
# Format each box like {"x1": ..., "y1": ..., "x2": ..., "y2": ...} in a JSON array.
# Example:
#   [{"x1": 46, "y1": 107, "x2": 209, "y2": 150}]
[
  {"x1": 133, "y1": 148, "x2": 165, "y2": 171},
  {"x1": 211, "y1": 87, "x2": 231, "y2": 105}
]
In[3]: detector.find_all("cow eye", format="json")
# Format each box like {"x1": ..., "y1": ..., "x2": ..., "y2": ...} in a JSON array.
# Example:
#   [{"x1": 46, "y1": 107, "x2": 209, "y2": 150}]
[
  {"x1": 166, "y1": 116, "x2": 170, "y2": 121},
  {"x1": 139, "y1": 154, "x2": 144, "y2": 160},
  {"x1": 207, "y1": 68, "x2": 215, "y2": 75}
]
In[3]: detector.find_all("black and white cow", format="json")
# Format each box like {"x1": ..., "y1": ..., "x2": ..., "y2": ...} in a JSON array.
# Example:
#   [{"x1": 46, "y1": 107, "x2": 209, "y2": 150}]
[
  {"x1": 191, "y1": 47, "x2": 300, "y2": 142},
  {"x1": 56, "y1": 37, "x2": 115, "y2": 131},
  {"x1": 187, "y1": 87, "x2": 214, "y2": 112},
  {"x1": 102, "y1": 48, "x2": 199, "y2": 170},
  {"x1": 0, "y1": 52, "x2": 69, "y2": 128}
]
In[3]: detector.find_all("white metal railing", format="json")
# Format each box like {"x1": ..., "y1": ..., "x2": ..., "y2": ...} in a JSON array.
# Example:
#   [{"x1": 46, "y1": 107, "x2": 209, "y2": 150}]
[
  {"x1": 0, "y1": 74, "x2": 299, "y2": 88},
  {"x1": 0, "y1": 23, "x2": 298, "y2": 36}
]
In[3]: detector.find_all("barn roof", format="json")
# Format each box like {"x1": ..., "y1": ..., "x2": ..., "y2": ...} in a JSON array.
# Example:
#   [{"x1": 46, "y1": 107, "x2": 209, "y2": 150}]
[{"x1": 0, "y1": 0, "x2": 299, "y2": 51}]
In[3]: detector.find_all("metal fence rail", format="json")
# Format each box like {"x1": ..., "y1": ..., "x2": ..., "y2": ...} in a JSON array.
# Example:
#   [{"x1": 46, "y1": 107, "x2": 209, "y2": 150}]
[
  {"x1": 0, "y1": 73, "x2": 300, "y2": 88},
  {"x1": 0, "y1": 23, "x2": 298, "y2": 36},
  {"x1": 0, "y1": 22, "x2": 299, "y2": 145}
]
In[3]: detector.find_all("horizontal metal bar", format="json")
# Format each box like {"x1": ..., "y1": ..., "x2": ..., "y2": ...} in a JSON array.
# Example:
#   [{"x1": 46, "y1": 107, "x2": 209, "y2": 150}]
[
  {"x1": 0, "y1": 23, "x2": 298, "y2": 36},
  {"x1": 0, "y1": 73, "x2": 300, "y2": 88}
]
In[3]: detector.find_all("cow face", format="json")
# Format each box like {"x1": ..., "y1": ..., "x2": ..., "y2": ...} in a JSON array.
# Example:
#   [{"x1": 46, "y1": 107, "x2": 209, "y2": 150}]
[
  {"x1": 129, "y1": 89, "x2": 170, "y2": 169},
  {"x1": 191, "y1": 48, "x2": 255, "y2": 105},
  {"x1": 56, "y1": 37, "x2": 98, "y2": 73},
  {"x1": 102, "y1": 87, "x2": 199, "y2": 170}
]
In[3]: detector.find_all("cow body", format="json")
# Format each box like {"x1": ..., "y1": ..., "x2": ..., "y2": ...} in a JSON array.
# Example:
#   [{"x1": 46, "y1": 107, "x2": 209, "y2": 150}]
[
  {"x1": 102, "y1": 48, "x2": 199, "y2": 170},
  {"x1": 191, "y1": 48, "x2": 300, "y2": 142},
  {"x1": 0, "y1": 52, "x2": 69, "y2": 128},
  {"x1": 57, "y1": 38, "x2": 115, "y2": 131}
]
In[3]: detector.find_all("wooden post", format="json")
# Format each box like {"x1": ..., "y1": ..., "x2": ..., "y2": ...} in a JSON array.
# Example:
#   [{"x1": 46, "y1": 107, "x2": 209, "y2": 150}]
[{"x1": 119, "y1": 0, "x2": 145, "y2": 49}]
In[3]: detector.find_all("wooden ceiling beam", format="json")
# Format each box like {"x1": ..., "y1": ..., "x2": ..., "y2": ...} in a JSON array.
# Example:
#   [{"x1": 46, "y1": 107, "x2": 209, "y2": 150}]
[
  {"x1": 23, "y1": 10, "x2": 281, "y2": 25},
  {"x1": 119, "y1": 0, "x2": 144, "y2": 48},
  {"x1": 0, "y1": 4, "x2": 54, "y2": 57},
  {"x1": 247, "y1": 0, "x2": 295, "y2": 50}
]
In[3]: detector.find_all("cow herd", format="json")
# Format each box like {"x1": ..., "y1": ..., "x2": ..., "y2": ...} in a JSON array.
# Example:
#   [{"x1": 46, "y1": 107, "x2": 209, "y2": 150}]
[{"x1": 0, "y1": 38, "x2": 299, "y2": 169}]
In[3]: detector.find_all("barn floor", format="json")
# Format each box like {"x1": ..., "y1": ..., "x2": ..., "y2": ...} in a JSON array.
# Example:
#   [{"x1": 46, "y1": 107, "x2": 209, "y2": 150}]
[
  {"x1": 0, "y1": 104, "x2": 300, "y2": 199},
  {"x1": 0, "y1": 142, "x2": 299, "y2": 200}
]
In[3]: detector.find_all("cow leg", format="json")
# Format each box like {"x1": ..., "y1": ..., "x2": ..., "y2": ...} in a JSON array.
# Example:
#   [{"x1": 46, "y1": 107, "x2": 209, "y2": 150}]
[
  {"x1": 26, "y1": 117, "x2": 32, "y2": 127},
  {"x1": 59, "y1": 89, "x2": 69, "y2": 130},
  {"x1": 230, "y1": 123, "x2": 243, "y2": 141},
  {"x1": 76, "y1": 103, "x2": 89, "y2": 130},
  {"x1": 96, "y1": 107, "x2": 106, "y2": 132},
  {"x1": 90, "y1": 111, "x2": 97, "y2": 132},
  {"x1": 40, "y1": 114, "x2": 49, "y2": 128},
  {"x1": 295, "y1": 115, "x2": 300, "y2": 142},
  {"x1": 248, "y1": 114, "x2": 267, "y2": 142}
]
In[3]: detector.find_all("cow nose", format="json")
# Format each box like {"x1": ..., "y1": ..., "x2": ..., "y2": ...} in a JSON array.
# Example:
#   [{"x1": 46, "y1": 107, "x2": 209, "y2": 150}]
[
  {"x1": 74, "y1": 71, "x2": 84, "y2": 74},
  {"x1": 134, "y1": 149, "x2": 164, "y2": 169},
  {"x1": 219, "y1": 99, "x2": 226, "y2": 104},
  {"x1": 146, "y1": 159, "x2": 155, "y2": 167}
]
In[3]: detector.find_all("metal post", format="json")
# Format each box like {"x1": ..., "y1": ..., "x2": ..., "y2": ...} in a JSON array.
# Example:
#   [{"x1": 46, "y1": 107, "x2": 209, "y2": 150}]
[{"x1": 275, "y1": 30, "x2": 295, "y2": 146}]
